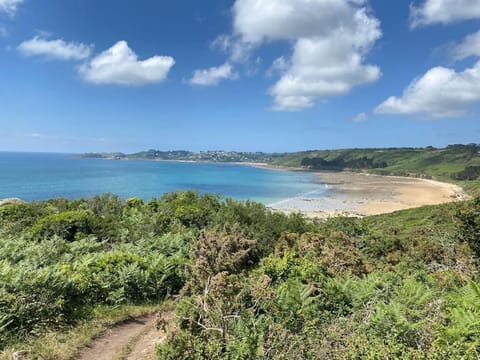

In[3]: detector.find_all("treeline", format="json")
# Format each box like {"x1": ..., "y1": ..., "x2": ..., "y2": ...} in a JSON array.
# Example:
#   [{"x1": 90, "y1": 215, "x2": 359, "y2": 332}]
[
  {"x1": 453, "y1": 166, "x2": 480, "y2": 180},
  {"x1": 446, "y1": 143, "x2": 480, "y2": 159},
  {"x1": 301, "y1": 156, "x2": 388, "y2": 170}
]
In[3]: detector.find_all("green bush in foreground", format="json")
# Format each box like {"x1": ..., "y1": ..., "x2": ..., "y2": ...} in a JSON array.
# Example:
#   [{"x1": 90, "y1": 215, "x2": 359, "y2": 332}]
[
  {"x1": 30, "y1": 210, "x2": 93, "y2": 241},
  {"x1": 157, "y1": 198, "x2": 480, "y2": 359},
  {"x1": 0, "y1": 191, "x2": 308, "y2": 350},
  {"x1": 1, "y1": 193, "x2": 480, "y2": 358}
]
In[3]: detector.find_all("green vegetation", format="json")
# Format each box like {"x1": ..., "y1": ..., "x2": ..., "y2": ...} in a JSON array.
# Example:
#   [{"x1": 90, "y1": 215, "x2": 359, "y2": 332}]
[
  {"x1": 273, "y1": 143, "x2": 480, "y2": 179},
  {"x1": 0, "y1": 190, "x2": 480, "y2": 358},
  {"x1": 274, "y1": 144, "x2": 480, "y2": 196},
  {"x1": 0, "y1": 192, "x2": 309, "y2": 356},
  {"x1": 156, "y1": 200, "x2": 480, "y2": 359},
  {"x1": 300, "y1": 155, "x2": 388, "y2": 170},
  {"x1": 453, "y1": 166, "x2": 480, "y2": 181}
]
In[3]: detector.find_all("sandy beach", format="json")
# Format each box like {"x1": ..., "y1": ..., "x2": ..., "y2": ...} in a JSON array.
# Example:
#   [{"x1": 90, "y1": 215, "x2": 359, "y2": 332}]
[{"x1": 255, "y1": 166, "x2": 469, "y2": 218}]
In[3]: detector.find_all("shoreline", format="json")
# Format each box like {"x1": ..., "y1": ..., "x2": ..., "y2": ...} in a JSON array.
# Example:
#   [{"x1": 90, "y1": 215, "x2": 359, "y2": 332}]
[
  {"x1": 250, "y1": 164, "x2": 468, "y2": 219},
  {"x1": 4, "y1": 157, "x2": 470, "y2": 219},
  {"x1": 85, "y1": 158, "x2": 470, "y2": 218}
]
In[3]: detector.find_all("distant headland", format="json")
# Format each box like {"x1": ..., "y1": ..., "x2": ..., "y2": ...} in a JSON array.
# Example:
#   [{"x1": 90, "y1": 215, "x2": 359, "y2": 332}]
[
  {"x1": 77, "y1": 149, "x2": 284, "y2": 163},
  {"x1": 78, "y1": 144, "x2": 480, "y2": 185}
]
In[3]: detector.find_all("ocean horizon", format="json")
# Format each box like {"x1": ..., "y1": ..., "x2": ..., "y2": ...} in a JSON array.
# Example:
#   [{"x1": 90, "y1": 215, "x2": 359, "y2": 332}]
[{"x1": 0, "y1": 152, "x2": 328, "y2": 206}]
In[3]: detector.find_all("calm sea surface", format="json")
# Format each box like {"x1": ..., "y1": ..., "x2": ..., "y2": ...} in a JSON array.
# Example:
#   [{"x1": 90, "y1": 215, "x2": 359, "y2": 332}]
[{"x1": 0, "y1": 152, "x2": 327, "y2": 206}]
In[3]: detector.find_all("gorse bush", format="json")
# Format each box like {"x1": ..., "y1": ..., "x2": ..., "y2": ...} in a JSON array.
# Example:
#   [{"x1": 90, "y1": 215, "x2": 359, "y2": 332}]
[
  {"x1": 0, "y1": 191, "x2": 311, "y2": 349},
  {"x1": 456, "y1": 197, "x2": 480, "y2": 257},
  {"x1": 157, "y1": 198, "x2": 480, "y2": 359},
  {"x1": 1, "y1": 193, "x2": 480, "y2": 358},
  {"x1": 30, "y1": 210, "x2": 93, "y2": 241}
]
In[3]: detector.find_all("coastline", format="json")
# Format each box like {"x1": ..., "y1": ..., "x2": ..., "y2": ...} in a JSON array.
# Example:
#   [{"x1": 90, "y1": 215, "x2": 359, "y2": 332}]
[
  {"x1": 6, "y1": 156, "x2": 470, "y2": 219},
  {"x1": 244, "y1": 163, "x2": 469, "y2": 219}
]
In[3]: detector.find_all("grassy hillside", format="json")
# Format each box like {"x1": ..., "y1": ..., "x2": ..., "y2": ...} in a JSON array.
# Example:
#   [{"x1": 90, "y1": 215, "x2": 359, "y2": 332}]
[
  {"x1": 1, "y1": 193, "x2": 479, "y2": 358},
  {"x1": 272, "y1": 144, "x2": 480, "y2": 195},
  {"x1": 273, "y1": 144, "x2": 480, "y2": 177}
]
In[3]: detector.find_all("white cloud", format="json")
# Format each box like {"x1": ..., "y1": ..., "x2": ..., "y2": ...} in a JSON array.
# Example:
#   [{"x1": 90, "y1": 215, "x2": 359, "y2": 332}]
[
  {"x1": 451, "y1": 30, "x2": 480, "y2": 61},
  {"x1": 226, "y1": 0, "x2": 382, "y2": 111},
  {"x1": 0, "y1": 0, "x2": 23, "y2": 16},
  {"x1": 233, "y1": 0, "x2": 372, "y2": 43},
  {"x1": 211, "y1": 34, "x2": 254, "y2": 63},
  {"x1": 269, "y1": 34, "x2": 381, "y2": 111},
  {"x1": 266, "y1": 56, "x2": 289, "y2": 77},
  {"x1": 190, "y1": 62, "x2": 238, "y2": 86},
  {"x1": 410, "y1": 0, "x2": 480, "y2": 28},
  {"x1": 352, "y1": 112, "x2": 368, "y2": 122},
  {"x1": 18, "y1": 36, "x2": 92, "y2": 60},
  {"x1": 79, "y1": 41, "x2": 175, "y2": 85},
  {"x1": 375, "y1": 61, "x2": 480, "y2": 118}
]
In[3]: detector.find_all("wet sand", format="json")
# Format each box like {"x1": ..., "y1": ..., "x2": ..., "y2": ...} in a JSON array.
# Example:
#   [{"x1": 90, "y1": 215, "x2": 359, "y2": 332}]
[{"x1": 253, "y1": 166, "x2": 468, "y2": 218}]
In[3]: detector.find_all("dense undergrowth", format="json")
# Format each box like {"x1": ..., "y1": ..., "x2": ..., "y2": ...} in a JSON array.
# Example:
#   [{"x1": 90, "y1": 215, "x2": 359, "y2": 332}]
[
  {"x1": 0, "y1": 192, "x2": 308, "y2": 352},
  {"x1": 0, "y1": 192, "x2": 479, "y2": 358}
]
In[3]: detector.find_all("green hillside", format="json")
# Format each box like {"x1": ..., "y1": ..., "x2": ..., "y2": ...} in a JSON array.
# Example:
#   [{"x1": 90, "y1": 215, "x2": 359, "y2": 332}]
[
  {"x1": 272, "y1": 144, "x2": 480, "y2": 195},
  {"x1": 274, "y1": 144, "x2": 479, "y2": 177}
]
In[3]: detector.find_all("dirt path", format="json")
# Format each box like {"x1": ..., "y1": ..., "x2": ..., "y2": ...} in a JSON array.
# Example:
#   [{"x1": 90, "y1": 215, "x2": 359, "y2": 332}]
[
  {"x1": 125, "y1": 318, "x2": 167, "y2": 360},
  {"x1": 76, "y1": 313, "x2": 166, "y2": 360}
]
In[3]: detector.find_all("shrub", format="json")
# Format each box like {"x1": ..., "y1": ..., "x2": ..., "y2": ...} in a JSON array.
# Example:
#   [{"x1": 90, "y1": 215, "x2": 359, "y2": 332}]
[{"x1": 30, "y1": 210, "x2": 93, "y2": 241}]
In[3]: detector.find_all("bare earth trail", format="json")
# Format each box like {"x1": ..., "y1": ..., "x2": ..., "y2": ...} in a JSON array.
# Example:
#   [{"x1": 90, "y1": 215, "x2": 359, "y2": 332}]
[{"x1": 76, "y1": 313, "x2": 169, "y2": 360}]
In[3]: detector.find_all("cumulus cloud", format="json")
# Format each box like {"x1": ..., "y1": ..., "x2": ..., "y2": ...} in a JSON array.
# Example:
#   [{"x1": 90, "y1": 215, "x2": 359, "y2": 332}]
[
  {"x1": 410, "y1": 0, "x2": 480, "y2": 28},
  {"x1": 220, "y1": 0, "x2": 382, "y2": 111},
  {"x1": 375, "y1": 61, "x2": 480, "y2": 118},
  {"x1": 451, "y1": 30, "x2": 480, "y2": 61},
  {"x1": 0, "y1": 0, "x2": 23, "y2": 16},
  {"x1": 18, "y1": 36, "x2": 92, "y2": 60},
  {"x1": 79, "y1": 41, "x2": 175, "y2": 85},
  {"x1": 190, "y1": 62, "x2": 238, "y2": 86},
  {"x1": 269, "y1": 34, "x2": 381, "y2": 111},
  {"x1": 233, "y1": 0, "x2": 373, "y2": 43}
]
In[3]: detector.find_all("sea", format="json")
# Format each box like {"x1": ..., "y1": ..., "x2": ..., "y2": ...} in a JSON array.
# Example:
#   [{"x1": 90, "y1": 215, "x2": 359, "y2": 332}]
[{"x1": 0, "y1": 152, "x2": 329, "y2": 207}]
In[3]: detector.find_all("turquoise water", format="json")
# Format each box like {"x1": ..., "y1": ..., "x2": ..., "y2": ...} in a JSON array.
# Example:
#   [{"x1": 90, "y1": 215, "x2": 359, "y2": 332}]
[{"x1": 0, "y1": 152, "x2": 326, "y2": 205}]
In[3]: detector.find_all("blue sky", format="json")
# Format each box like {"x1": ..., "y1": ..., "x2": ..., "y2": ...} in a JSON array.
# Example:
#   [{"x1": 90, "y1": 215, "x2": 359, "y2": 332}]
[{"x1": 0, "y1": 0, "x2": 480, "y2": 153}]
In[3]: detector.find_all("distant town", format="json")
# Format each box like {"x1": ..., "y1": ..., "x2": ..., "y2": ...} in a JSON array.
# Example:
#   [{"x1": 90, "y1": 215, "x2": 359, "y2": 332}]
[{"x1": 79, "y1": 149, "x2": 285, "y2": 163}]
